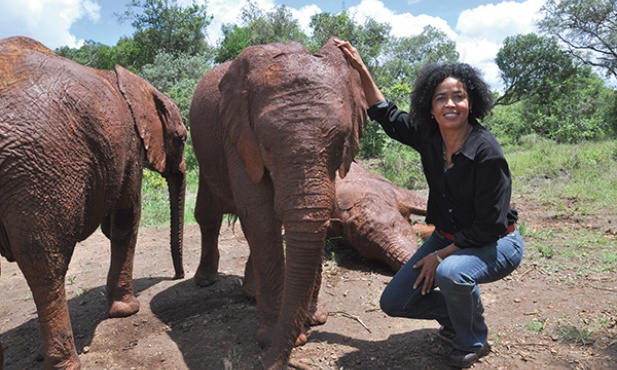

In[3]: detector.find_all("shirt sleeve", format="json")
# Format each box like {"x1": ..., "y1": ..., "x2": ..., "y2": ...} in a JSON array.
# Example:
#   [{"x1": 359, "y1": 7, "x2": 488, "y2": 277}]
[{"x1": 367, "y1": 100, "x2": 421, "y2": 149}]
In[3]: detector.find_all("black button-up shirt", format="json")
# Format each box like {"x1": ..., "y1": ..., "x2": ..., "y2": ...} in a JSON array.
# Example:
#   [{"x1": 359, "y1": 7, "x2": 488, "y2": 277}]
[{"x1": 368, "y1": 101, "x2": 518, "y2": 248}]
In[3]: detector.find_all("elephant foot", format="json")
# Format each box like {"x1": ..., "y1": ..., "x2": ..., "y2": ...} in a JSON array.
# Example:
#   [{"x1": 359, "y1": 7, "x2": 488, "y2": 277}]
[
  {"x1": 49, "y1": 356, "x2": 81, "y2": 370},
  {"x1": 194, "y1": 269, "x2": 219, "y2": 287},
  {"x1": 258, "y1": 354, "x2": 287, "y2": 370},
  {"x1": 306, "y1": 302, "x2": 328, "y2": 326},
  {"x1": 241, "y1": 277, "x2": 256, "y2": 299},
  {"x1": 295, "y1": 326, "x2": 309, "y2": 347},
  {"x1": 107, "y1": 295, "x2": 140, "y2": 318},
  {"x1": 257, "y1": 322, "x2": 310, "y2": 350},
  {"x1": 257, "y1": 321, "x2": 274, "y2": 348}
]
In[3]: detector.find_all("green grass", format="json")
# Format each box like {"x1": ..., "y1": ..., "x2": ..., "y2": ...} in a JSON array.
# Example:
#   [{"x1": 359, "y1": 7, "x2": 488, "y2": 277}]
[
  {"x1": 507, "y1": 138, "x2": 617, "y2": 216},
  {"x1": 140, "y1": 168, "x2": 198, "y2": 228},
  {"x1": 140, "y1": 139, "x2": 617, "y2": 240}
]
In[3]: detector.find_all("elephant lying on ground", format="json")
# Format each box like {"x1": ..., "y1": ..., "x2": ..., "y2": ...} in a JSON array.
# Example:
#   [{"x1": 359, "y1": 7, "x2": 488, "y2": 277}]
[
  {"x1": 189, "y1": 38, "x2": 366, "y2": 369},
  {"x1": 328, "y1": 161, "x2": 434, "y2": 271},
  {"x1": 0, "y1": 36, "x2": 187, "y2": 369}
]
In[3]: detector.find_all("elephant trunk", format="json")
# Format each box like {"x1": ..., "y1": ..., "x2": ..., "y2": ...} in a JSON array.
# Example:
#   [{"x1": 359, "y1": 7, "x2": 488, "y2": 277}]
[
  {"x1": 167, "y1": 169, "x2": 186, "y2": 279},
  {"x1": 378, "y1": 235, "x2": 417, "y2": 271},
  {"x1": 264, "y1": 180, "x2": 335, "y2": 368},
  {"x1": 346, "y1": 212, "x2": 419, "y2": 272}
]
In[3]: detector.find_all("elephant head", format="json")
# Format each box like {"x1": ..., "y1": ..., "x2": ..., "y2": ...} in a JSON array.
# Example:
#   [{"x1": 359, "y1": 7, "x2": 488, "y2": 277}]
[
  {"x1": 216, "y1": 38, "x2": 367, "y2": 368},
  {"x1": 114, "y1": 65, "x2": 187, "y2": 279},
  {"x1": 329, "y1": 162, "x2": 433, "y2": 271}
]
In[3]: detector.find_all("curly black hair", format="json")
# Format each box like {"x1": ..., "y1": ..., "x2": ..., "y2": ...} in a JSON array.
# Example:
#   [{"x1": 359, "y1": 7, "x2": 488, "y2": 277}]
[{"x1": 409, "y1": 63, "x2": 493, "y2": 128}]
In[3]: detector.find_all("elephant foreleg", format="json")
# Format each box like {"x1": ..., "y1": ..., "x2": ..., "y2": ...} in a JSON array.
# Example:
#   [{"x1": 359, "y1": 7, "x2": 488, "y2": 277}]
[
  {"x1": 104, "y1": 208, "x2": 140, "y2": 318},
  {"x1": 240, "y1": 215, "x2": 285, "y2": 348},
  {"x1": 242, "y1": 254, "x2": 327, "y2": 330}
]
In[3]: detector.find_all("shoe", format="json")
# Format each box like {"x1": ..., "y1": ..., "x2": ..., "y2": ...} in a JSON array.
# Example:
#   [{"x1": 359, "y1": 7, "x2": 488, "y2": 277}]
[
  {"x1": 438, "y1": 325, "x2": 456, "y2": 343},
  {"x1": 447, "y1": 342, "x2": 490, "y2": 368}
]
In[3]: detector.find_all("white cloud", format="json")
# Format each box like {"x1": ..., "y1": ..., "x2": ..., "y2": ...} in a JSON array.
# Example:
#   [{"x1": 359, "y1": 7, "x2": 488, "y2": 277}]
[
  {"x1": 202, "y1": 0, "x2": 322, "y2": 44},
  {"x1": 200, "y1": 0, "x2": 278, "y2": 45},
  {"x1": 0, "y1": 0, "x2": 100, "y2": 49},
  {"x1": 349, "y1": 0, "x2": 454, "y2": 39},
  {"x1": 288, "y1": 4, "x2": 322, "y2": 37},
  {"x1": 347, "y1": 0, "x2": 545, "y2": 90},
  {"x1": 455, "y1": 0, "x2": 544, "y2": 89}
]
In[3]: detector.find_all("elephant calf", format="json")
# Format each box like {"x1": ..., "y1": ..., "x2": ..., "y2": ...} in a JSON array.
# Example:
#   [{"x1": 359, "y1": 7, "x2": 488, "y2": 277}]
[
  {"x1": 190, "y1": 38, "x2": 367, "y2": 369},
  {"x1": 0, "y1": 36, "x2": 187, "y2": 369},
  {"x1": 328, "y1": 161, "x2": 434, "y2": 271}
]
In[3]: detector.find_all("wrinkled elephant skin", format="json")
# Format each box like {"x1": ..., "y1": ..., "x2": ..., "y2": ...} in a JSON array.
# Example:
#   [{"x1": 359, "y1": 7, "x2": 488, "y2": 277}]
[
  {"x1": 329, "y1": 162, "x2": 434, "y2": 271},
  {"x1": 189, "y1": 38, "x2": 366, "y2": 369},
  {"x1": 0, "y1": 36, "x2": 187, "y2": 369}
]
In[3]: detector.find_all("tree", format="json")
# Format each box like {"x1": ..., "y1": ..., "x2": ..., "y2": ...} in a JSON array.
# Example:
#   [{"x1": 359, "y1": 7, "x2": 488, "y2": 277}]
[
  {"x1": 538, "y1": 0, "x2": 617, "y2": 79},
  {"x1": 215, "y1": 24, "x2": 252, "y2": 63},
  {"x1": 55, "y1": 40, "x2": 114, "y2": 69},
  {"x1": 495, "y1": 33, "x2": 577, "y2": 106},
  {"x1": 118, "y1": 0, "x2": 212, "y2": 68},
  {"x1": 378, "y1": 25, "x2": 459, "y2": 93},
  {"x1": 310, "y1": 12, "x2": 390, "y2": 68},
  {"x1": 214, "y1": 2, "x2": 307, "y2": 63},
  {"x1": 522, "y1": 66, "x2": 615, "y2": 142}
]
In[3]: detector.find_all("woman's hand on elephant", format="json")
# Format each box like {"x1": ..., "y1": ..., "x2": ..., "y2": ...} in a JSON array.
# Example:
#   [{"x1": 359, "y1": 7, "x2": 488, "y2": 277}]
[
  {"x1": 334, "y1": 39, "x2": 365, "y2": 73},
  {"x1": 412, "y1": 253, "x2": 441, "y2": 295},
  {"x1": 334, "y1": 38, "x2": 386, "y2": 107}
]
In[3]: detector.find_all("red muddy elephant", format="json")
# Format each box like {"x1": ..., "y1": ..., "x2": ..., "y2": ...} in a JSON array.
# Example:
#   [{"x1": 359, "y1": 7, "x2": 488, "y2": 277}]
[
  {"x1": 0, "y1": 36, "x2": 187, "y2": 369},
  {"x1": 189, "y1": 38, "x2": 366, "y2": 369}
]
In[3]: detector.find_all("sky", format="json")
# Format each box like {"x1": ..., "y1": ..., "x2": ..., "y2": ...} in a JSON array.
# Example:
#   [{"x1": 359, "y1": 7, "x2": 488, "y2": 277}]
[{"x1": 0, "y1": 0, "x2": 546, "y2": 90}]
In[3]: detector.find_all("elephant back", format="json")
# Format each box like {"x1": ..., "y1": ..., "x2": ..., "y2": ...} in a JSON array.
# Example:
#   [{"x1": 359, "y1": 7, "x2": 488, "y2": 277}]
[
  {"x1": 0, "y1": 37, "x2": 136, "y2": 240},
  {"x1": 0, "y1": 36, "x2": 56, "y2": 91}
]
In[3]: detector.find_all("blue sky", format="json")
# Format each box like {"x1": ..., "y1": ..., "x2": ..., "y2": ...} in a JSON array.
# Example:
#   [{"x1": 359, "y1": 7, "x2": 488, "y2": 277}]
[{"x1": 0, "y1": 0, "x2": 546, "y2": 89}]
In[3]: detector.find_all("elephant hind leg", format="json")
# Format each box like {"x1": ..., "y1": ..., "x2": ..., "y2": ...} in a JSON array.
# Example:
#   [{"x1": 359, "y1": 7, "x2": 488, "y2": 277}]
[
  {"x1": 17, "y1": 246, "x2": 80, "y2": 369},
  {"x1": 105, "y1": 209, "x2": 140, "y2": 318}
]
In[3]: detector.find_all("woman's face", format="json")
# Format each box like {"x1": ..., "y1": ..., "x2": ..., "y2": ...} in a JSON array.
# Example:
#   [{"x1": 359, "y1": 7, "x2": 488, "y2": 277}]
[{"x1": 430, "y1": 77, "x2": 471, "y2": 131}]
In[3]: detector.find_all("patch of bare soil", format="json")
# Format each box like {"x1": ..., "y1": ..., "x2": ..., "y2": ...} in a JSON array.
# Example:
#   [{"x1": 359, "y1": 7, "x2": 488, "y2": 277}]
[{"x1": 1, "y1": 194, "x2": 616, "y2": 369}]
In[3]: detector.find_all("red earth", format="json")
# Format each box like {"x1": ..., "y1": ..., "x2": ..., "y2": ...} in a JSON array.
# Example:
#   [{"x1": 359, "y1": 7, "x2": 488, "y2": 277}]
[{"x1": 1, "y1": 195, "x2": 616, "y2": 369}]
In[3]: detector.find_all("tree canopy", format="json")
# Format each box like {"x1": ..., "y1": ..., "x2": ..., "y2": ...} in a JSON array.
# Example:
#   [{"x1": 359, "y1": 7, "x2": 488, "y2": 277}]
[
  {"x1": 495, "y1": 33, "x2": 577, "y2": 106},
  {"x1": 118, "y1": 0, "x2": 212, "y2": 68},
  {"x1": 538, "y1": 0, "x2": 617, "y2": 79},
  {"x1": 53, "y1": 0, "x2": 616, "y2": 149}
]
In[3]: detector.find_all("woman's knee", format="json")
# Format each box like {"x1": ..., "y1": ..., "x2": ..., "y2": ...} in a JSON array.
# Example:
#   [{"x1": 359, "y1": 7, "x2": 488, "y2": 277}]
[
  {"x1": 435, "y1": 263, "x2": 473, "y2": 293},
  {"x1": 379, "y1": 288, "x2": 402, "y2": 317}
]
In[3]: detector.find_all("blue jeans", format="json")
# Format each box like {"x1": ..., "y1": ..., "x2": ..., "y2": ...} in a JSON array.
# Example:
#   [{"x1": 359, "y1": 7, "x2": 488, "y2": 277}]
[{"x1": 380, "y1": 229, "x2": 524, "y2": 352}]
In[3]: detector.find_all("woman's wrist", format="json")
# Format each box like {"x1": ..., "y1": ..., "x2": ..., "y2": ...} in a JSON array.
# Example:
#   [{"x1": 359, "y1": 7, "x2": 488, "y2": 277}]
[{"x1": 434, "y1": 250, "x2": 443, "y2": 263}]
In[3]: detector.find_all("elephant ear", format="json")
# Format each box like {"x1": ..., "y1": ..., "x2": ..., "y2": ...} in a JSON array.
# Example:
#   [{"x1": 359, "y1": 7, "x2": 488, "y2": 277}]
[
  {"x1": 218, "y1": 52, "x2": 265, "y2": 183},
  {"x1": 115, "y1": 65, "x2": 167, "y2": 173},
  {"x1": 319, "y1": 37, "x2": 368, "y2": 178}
]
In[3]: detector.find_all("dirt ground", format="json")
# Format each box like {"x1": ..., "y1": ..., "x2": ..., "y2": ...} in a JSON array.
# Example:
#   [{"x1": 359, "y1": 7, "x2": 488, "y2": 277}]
[{"x1": 1, "y1": 195, "x2": 616, "y2": 370}]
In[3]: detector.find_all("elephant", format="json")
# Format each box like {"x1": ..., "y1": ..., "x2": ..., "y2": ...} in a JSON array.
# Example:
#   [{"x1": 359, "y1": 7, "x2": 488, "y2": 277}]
[
  {"x1": 0, "y1": 36, "x2": 187, "y2": 369},
  {"x1": 328, "y1": 161, "x2": 434, "y2": 271},
  {"x1": 189, "y1": 38, "x2": 366, "y2": 369}
]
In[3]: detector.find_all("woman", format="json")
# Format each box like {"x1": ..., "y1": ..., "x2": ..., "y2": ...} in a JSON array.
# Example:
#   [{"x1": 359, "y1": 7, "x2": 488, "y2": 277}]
[{"x1": 335, "y1": 39, "x2": 524, "y2": 368}]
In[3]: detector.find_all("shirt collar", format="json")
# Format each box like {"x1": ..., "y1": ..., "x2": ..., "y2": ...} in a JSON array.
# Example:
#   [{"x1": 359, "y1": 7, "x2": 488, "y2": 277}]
[{"x1": 431, "y1": 124, "x2": 482, "y2": 161}]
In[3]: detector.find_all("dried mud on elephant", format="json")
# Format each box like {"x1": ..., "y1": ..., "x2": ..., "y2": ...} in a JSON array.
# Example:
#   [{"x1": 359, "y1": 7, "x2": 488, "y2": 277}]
[{"x1": 1, "y1": 193, "x2": 616, "y2": 369}]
